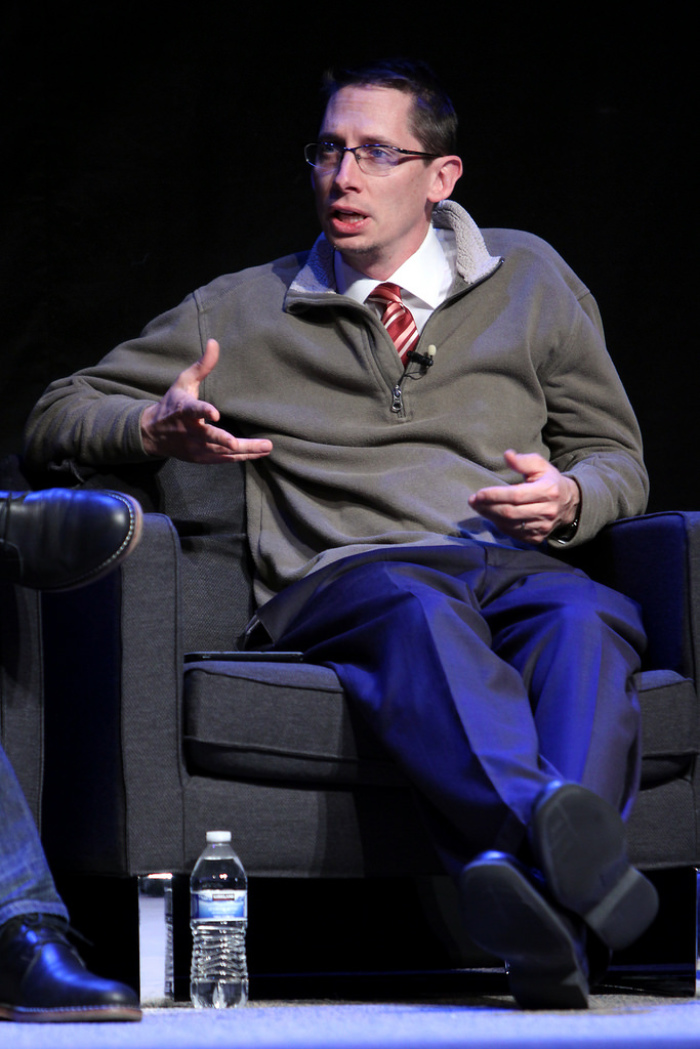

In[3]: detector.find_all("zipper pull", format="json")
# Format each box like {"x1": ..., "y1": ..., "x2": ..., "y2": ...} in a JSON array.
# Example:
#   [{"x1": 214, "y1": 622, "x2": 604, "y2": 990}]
[{"x1": 391, "y1": 385, "x2": 403, "y2": 413}]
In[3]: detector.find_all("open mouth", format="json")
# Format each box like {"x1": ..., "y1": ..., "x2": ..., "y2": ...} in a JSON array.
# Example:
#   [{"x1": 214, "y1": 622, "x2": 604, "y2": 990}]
[
  {"x1": 329, "y1": 208, "x2": 369, "y2": 233},
  {"x1": 334, "y1": 208, "x2": 365, "y2": 222}
]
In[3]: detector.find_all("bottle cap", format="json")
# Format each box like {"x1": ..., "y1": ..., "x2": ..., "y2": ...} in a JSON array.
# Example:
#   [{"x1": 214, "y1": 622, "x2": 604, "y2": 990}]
[{"x1": 205, "y1": 830, "x2": 232, "y2": 843}]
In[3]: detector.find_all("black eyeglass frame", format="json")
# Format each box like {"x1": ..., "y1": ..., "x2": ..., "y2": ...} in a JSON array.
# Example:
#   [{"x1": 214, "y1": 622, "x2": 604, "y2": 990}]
[{"x1": 304, "y1": 141, "x2": 441, "y2": 175}]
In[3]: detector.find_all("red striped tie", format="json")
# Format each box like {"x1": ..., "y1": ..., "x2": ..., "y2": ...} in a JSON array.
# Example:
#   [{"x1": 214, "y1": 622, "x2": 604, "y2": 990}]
[{"x1": 367, "y1": 282, "x2": 419, "y2": 363}]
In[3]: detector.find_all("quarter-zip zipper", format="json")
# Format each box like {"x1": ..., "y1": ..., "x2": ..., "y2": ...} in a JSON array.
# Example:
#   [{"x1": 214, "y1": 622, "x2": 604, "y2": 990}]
[
  {"x1": 391, "y1": 384, "x2": 404, "y2": 413},
  {"x1": 291, "y1": 256, "x2": 504, "y2": 418},
  {"x1": 386, "y1": 259, "x2": 504, "y2": 414}
]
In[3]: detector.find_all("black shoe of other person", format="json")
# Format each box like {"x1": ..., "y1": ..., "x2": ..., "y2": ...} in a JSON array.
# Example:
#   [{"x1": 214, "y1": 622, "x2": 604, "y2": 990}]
[
  {"x1": 0, "y1": 489, "x2": 142, "y2": 591},
  {"x1": 0, "y1": 915, "x2": 142, "y2": 1022}
]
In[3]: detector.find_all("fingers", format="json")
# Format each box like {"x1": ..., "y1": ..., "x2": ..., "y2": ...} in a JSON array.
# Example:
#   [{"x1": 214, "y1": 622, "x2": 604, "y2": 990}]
[
  {"x1": 142, "y1": 339, "x2": 226, "y2": 458},
  {"x1": 470, "y1": 482, "x2": 549, "y2": 509},
  {"x1": 503, "y1": 448, "x2": 549, "y2": 481},
  {"x1": 199, "y1": 338, "x2": 220, "y2": 378},
  {"x1": 188, "y1": 431, "x2": 274, "y2": 463},
  {"x1": 177, "y1": 339, "x2": 220, "y2": 392},
  {"x1": 469, "y1": 450, "x2": 577, "y2": 544},
  {"x1": 471, "y1": 450, "x2": 558, "y2": 509},
  {"x1": 212, "y1": 432, "x2": 273, "y2": 460},
  {"x1": 183, "y1": 339, "x2": 273, "y2": 460},
  {"x1": 175, "y1": 396, "x2": 221, "y2": 425},
  {"x1": 142, "y1": 337, "x2": 275, "y2": 463},
  {"x1": 145, "y1": 414, "x2": 273, "y2": 463}
]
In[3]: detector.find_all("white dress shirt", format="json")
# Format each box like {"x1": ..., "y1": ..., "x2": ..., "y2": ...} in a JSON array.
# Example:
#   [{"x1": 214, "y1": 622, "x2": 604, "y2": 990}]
[{"x1": 334, "y1": 224, "x2": 457, "y2": 334}]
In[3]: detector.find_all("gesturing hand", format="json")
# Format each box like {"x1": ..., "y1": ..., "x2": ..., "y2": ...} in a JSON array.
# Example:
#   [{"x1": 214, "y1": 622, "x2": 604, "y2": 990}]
[
  {"x1": 140, "y1": 339, "x2": 273, "y2": 463},
  {"x1": 469, "y1": 449, "x2": 580, "y2": 544}
]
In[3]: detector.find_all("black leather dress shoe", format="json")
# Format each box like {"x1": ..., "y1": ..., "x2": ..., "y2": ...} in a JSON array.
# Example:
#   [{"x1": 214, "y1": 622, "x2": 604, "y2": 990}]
[
  {"x1": 529, "y1": 781, "x2": 659, "y2": 951},
  {"x1": 0, "y1": 489, "x2": 142, "y2": 591},
  {"x1": 459, "y1": 851, "x2": 592, "y2": 1010},
  {"x1": 0, "y1": 915, "x2": 142, "y2": 1022}
]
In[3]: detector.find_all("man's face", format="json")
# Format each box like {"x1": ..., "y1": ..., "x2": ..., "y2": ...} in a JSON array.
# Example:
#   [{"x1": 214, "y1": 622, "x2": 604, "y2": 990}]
[{"x1": 312, "y1": 85, "x2": 460, "y2": 280}]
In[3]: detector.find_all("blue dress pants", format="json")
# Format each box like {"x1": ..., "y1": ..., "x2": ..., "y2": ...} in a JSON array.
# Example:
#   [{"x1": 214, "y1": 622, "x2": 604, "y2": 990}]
[
  {"x1": 0, "y1": 740, "x2": 68, "y2": 928},
  {"x1": 269, "y1": 543, "x2": 646, "y2": 874}
]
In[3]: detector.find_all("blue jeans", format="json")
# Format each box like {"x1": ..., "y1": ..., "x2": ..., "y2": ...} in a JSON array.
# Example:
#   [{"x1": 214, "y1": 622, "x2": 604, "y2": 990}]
[{"x1": 0, "y1": 740, "x2": 68, "y2": 928}]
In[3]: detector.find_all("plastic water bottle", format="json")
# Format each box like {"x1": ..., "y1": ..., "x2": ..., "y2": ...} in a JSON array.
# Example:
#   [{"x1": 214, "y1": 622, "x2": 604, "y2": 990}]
[{"x1": 190, "y1": 831, "x2": 248, "y2": 1008}]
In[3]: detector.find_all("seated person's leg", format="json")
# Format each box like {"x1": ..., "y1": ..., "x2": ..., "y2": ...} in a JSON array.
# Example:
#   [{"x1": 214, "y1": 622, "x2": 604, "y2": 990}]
[
  {"x1": 461, "y1": 554, "x2": 655, "y2": 1008},
  {"x1": 0, "y1": 742, "x2": 68, "y2": 928},
  {"x1": 0, "y1": 489, "x2": 143, "y2": 1022},
  {"x1": 0, "y1": 739, "x2": 141, "y2": 1022},
  {"x1": 273, "y1": 553, "x2": 553, "y2": 862},
  {"x1": 484, "y1": 556, "x2": 645, "y2": 816},
  {"x1": 272, "y1": 548, "x2": 657, "y2": 1009}
]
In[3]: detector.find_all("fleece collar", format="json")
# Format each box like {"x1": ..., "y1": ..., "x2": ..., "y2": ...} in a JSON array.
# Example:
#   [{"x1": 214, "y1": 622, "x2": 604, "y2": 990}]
[{"x1": 287, "y1": 200, "x2": 502, "y2": 305}]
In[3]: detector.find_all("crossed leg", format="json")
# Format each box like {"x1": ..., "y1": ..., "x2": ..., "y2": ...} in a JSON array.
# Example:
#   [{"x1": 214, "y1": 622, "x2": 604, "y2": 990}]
[
  {"x1": 273, "y1": 544, "x2": 644, "y2": 861},
  {"x1": 269, "y1": 543, "x2": 653, "y2": 1008}
]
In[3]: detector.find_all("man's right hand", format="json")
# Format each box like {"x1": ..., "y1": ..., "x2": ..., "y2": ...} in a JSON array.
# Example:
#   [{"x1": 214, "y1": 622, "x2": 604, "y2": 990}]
[{"x1": 140, "y1": 339, "x2": 273, "y2": 463}]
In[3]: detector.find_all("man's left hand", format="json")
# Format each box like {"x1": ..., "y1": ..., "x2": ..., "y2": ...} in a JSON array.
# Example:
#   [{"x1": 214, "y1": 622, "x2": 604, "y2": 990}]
[{"x1": 469, "y1": 449, "x2": 580, "y2": 544}]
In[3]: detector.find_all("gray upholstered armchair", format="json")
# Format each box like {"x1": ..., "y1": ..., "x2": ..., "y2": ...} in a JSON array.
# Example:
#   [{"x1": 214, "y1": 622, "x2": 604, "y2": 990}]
[{"x1": 3, "y1": 455, "x2": 699, "y2": 996}]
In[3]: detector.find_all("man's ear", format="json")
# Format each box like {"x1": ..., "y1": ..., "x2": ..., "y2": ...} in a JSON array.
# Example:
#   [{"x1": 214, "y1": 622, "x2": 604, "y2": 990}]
[{"x1": 428, "y1": 155, "x2": 463, "y2": 204}]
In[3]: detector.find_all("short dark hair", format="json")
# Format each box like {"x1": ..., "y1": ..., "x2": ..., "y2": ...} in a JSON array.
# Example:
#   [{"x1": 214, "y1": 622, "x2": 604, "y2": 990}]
[{"x1": 321, "y1": 58, "x2": 458, "y2": 157}]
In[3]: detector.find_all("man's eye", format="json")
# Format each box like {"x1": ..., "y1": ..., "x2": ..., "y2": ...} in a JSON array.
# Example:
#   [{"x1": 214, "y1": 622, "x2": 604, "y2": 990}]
[
  {"x1": 318, "y1": 143, "x2": 341, "y2": 157},
  {"x1": 363, "y1": 146, "x2": 393, "y2": 162}
]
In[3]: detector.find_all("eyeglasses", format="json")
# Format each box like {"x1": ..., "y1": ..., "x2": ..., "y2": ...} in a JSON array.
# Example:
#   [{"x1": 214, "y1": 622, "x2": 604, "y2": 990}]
[{"x1": 304, "y1": 141, "x2": 440, "y2": 177}]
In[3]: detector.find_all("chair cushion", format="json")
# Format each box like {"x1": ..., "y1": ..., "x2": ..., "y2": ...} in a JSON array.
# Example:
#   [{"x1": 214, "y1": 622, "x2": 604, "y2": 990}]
[
  {"x1": 184, "y1": 662, "x2": 698, "y2": 791},
  {"x1": 183, "y1": 660, "x2": 406, "y2": 787},
  {"x1": 636, "y1": 669, "x2": 700, "y2": 786}
]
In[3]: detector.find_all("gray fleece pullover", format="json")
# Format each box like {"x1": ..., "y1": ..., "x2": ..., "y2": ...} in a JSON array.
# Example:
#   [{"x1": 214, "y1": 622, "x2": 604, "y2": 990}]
[{"x1": 23, "y1": 201, "x2": 648, "y2": 606}]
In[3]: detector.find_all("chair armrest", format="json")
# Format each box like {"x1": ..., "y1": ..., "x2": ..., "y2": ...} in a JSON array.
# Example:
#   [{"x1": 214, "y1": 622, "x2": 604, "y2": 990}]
[
  {"x1": 41, "y1": 513, "x2": 187, "y2": 876},
  {"x1": 568, "y1": 511, "x2": 700, "y2": 680}
]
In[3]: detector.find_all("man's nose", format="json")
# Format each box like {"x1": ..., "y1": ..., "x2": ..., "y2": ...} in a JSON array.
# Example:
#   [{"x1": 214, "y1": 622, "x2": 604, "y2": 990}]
[{"x1": 333, "y1": 150, "x2": 362, "y2": 188}]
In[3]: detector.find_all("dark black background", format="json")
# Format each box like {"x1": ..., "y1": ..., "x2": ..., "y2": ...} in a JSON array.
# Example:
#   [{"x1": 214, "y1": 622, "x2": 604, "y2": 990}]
[{"x1": 2, "y1": 4, "x2": 693, "y2": 510}]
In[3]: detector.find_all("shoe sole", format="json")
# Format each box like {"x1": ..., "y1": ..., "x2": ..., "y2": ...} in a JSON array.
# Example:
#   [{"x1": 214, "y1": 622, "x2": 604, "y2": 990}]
[
  {"x1": 0, "y1": 1003, "x2": 142, "y2": 1022},
  {"x1": 460, "y1": 854, "x2": 589, "y2": 1010},
  {"x1": 531, "y1": 784, "x2": 658, "y2": 950}
]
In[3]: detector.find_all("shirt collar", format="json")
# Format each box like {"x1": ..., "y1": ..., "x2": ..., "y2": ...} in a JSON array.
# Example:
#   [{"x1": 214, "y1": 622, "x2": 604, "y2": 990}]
[{"x1": 334, "y1": 224, "x2": 454, "y2": 308}]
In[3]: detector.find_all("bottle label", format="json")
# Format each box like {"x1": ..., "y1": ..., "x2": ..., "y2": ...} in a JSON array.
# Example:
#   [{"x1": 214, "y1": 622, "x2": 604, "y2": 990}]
[{"x1": 191, "y1": 889, "x2": 247, "y2": 921}]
